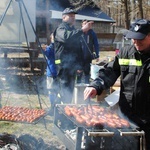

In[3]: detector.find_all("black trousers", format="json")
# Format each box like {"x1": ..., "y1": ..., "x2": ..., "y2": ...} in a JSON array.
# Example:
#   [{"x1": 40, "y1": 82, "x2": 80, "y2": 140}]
[
  {"x1": 57, "y1": 66, "x2": 76, "y2": 104},
  {"x1": 76, "y1": 61, "x2": 91, "y2": 84}
]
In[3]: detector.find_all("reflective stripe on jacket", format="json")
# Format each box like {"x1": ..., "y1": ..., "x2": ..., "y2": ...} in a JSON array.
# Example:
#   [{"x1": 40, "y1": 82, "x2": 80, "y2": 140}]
[
  {"x1": 119, "y1": 58, "x2": 142, "y2": 66},
  {"x1": 55, "y1": 59, "x2": 61, "y2": 64}
]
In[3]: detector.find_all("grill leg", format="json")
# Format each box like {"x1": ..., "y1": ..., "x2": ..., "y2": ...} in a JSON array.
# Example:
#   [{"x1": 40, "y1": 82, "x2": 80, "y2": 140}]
[
  {"x1": 140, "y1": 134, "x2": 146, "y2": 150},
  {"x1": 75, "y1": 127, "x2": 83, "y2": 150}
]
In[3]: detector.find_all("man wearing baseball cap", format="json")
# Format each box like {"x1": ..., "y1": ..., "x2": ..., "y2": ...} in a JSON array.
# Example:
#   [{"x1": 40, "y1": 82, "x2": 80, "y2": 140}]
[
  {"x1": 53, "y1": 7, "x2": 93, "y2": 104},
  {"x1": 126, "y1": 19, "x2": 150, "y2": 40},
  {"x1": 84, "y1": 19, "x2": 150, "y2": 149}
]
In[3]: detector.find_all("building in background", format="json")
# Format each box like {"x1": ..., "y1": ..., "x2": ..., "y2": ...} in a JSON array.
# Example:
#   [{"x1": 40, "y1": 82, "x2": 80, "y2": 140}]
[
  {"x1": 0, "y1": 0, "x2": 117, "y2": 75},
  {"x1": 0, "y1": 0, "x2": 36, "y2": 43},
  {"x1": 36, "y1": 0, "x2": 116, "y2": 51}
]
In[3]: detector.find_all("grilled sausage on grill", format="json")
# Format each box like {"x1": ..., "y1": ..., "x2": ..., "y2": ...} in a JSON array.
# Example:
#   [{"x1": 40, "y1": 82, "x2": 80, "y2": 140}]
[{"x1": 64, "y1": 106, "x2": 130, "y2": 128}]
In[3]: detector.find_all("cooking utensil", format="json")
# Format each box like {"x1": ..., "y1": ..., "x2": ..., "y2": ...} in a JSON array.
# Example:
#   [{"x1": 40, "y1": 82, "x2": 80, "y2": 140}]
[{"x1": 87, "y1": 97, "x2": 93, "y2": 114}]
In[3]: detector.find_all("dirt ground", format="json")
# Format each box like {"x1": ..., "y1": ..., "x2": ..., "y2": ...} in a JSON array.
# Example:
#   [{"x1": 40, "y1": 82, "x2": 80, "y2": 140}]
[{"x1": 0, "y1": 51, "x2": 116, "y2": 149}]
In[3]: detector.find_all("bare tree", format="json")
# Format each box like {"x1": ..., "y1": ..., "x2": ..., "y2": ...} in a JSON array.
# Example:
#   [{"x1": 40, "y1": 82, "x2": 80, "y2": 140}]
[
  {"x1": 70, "y1": 0, "x2": 96, "y2": 10},
  {"x1": 137, "y1": 0, "x2": 143, "y2": 18},
  {"x1": 70, "y1": 0, "x2": 150, "y2": 29},
  {"x1": 122, "y1": 0, "x2": 131, "y2": 29},
  {"x1": 92, "y1": 0, "x2": 150, "y2": 29}
]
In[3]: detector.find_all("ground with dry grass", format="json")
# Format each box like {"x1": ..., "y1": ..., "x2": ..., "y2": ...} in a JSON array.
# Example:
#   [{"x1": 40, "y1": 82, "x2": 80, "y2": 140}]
[{"x1": 0, "y1": 66, "x2": 66, "y2": 149}]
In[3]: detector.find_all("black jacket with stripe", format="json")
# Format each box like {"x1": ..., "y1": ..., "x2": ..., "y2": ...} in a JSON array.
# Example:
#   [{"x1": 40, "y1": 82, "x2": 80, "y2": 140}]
[
  {"x1": 90, "y1": 45, "x2": 150, "y2": 125},
  {"x1": 54, "y1": 22, "x2": 83, "y2": 72}
]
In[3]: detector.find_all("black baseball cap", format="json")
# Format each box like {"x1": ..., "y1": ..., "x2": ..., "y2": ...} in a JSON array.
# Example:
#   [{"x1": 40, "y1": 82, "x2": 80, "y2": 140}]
[
  {"x1": 126, "y1": 19, "x2": 150, "y2": 40},
  {"x1": 62, "y1": 7, "x2": 77, "y2": 15}
]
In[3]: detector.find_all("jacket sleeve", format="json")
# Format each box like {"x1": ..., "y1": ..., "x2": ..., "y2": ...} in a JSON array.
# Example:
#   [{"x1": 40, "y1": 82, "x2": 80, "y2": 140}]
[
  {"x1": 54, "y1": 26, "x2": 83, "y2": 43},
  {"x1": 91, "y1": 30, "x2": 99, "y2": 58},
  {"x1": 89, "y1": 55, "x2": 121, "y2": 95},
  {"x1": 43, "y1": 43, "x2": 54, "y2": 59}
]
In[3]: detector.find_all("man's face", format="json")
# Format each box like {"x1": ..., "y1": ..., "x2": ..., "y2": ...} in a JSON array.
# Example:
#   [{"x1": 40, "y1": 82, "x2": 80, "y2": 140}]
[
  {"x1": 63, "y1": 13, "x2": 75, "y2": 25},
  {"x1": 132, "y1": 34, "x2": 150, "y2": 52}
]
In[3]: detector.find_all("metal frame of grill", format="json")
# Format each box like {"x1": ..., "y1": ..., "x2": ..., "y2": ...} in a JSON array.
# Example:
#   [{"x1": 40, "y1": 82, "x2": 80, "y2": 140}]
[{"x1": 53, "y1": 104, "x2": 146, "y2": 150}]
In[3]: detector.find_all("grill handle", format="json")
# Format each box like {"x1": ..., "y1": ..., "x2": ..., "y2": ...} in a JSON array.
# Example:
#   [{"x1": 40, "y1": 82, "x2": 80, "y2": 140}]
[
  {"x1": 118, "y1": 129, "x2": 145, "y2": 136},
  {"x1": 88, "y1": 131, "x2": 114, "y2": 137}
]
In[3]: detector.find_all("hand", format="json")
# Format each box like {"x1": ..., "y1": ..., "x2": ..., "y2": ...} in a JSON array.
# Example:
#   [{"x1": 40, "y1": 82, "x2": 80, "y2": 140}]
[
  {"x1": 82, "y1": 21, "x2": 94, "y2": 32},
  {"x1": 77, "y1": 70, "x2": 83, "y2": 73},
  {"x1": 41, "y1": 44, "x2": 47, "y2": 50},
  {"x1": 95, "y1": 58, "x2": 99, "y2": 62},
  {"x1": 84, "y1": 87, "x2": 97, "y2": 100}
]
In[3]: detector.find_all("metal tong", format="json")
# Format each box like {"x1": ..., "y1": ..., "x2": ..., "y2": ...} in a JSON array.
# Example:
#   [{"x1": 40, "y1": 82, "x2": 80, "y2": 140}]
[{"x1": 86, "y1": 97, "x2": 93, "y2": 114}]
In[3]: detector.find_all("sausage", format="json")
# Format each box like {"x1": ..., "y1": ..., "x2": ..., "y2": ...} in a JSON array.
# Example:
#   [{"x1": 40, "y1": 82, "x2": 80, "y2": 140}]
[
  {"x1": 64, "y1": 108, "x2": 72, "y2": 116},
  {"x1": 120, "y1": 119, "x2": 130, "y2": 128},
  {"x1": 75, "y1": 116, "x2": 85, "y2": 124},
  {"x1": 112, "y1": 113, "x2": 119, "y2": 119},
  {"x1": 84, "y1": 114, "x2": 92, "y2": 120},
  {"x1": 92, "y1": 106, "x2": 105, "y2": 113},
  {"x1": 83, "y1": 106, "x2": 88, "y2": 114},
  {"x1": 85, "y1": 120, "x2": 93, "y2": 127},
  {"x1": 113, "y1": 119, "x2": 122, "y2": 128},
  {"x1": 106, "y1": 120, "x2": 116, "y2": 128},
  {"x1": 91, "y1": 118, "x2": 101, "y2": 126},
  {"x1": 104, "y1": 113, "x2": 112, "y2": 118},
  {"x1": 80, "y1": 115, "x2": 91, "y2": 121},
  {"x1": 77, "y1": 109, "x2": 84, "y2": 115}
]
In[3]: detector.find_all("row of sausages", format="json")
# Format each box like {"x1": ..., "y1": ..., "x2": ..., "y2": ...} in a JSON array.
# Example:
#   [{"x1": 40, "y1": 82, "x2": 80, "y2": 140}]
[
  {"x1": 0, "y1": 106, "x2": 46, "y2": 123},
  {"x1": 64, "y1": 105, "x2": 130, "y2": 128}
]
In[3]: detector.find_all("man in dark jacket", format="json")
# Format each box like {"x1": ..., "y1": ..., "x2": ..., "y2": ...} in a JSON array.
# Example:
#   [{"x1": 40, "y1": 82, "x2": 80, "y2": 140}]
[
  {"x1": 54, "y1": 7, "x2": 93, "y2": 103},
  {"x1": 77, "y1": 19, "x2": 99, "y2": 84},
  {"x1": 84, "y1": 19, "x2": 150, "y2": 149}
]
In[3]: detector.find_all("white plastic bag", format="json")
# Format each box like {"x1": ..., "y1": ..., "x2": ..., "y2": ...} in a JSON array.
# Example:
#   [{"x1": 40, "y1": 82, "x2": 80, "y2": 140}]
[{"x1": 90, "y1": 64, "x2": 103, "y2": 80}]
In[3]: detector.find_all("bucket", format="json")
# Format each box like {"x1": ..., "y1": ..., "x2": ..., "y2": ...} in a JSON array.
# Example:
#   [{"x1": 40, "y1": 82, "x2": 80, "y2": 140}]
[
  {"x1": 90, "y1": 64, "x2": 103, "y2": 80},
  {"x1": 73, "y1": 83, "x2": 88, "y2": 104}
]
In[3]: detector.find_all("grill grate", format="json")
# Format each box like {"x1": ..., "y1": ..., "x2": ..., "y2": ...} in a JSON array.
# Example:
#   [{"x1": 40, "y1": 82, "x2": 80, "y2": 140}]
[{"x1": 0, "y1": 106, "x2": 46, "y2": 124}]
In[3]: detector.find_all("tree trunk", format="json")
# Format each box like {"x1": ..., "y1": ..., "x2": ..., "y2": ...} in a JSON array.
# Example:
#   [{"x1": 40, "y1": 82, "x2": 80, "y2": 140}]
[
  {"x1": 138, "y1": 0, "x2": 143, "y2": 18},
  {"x1": 123, "y1": 0, "x2": 130, "y2": 29}
]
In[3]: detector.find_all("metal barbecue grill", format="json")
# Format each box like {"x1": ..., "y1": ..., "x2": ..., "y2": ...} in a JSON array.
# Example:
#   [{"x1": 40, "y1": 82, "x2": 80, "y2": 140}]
[{"x1": 53, "y1": 104, "x2": 146, "y2": 150}]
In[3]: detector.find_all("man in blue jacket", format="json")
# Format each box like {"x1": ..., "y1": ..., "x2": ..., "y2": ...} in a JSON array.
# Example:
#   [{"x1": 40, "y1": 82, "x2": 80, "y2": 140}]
[
  {"x1": 42, "y1": 33, "x2": 58, "y2": 115},
  {"x1": 77, "y1": 19, "x2": 99, "y2": 84}
]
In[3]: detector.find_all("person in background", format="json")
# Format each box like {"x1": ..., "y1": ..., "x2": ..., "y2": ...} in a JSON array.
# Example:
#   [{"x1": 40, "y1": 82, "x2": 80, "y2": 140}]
[
  {"x1": 54, "y1": 8, "x2": 93, "y2": 104},
  {"x1": 84, "y1": 19, "x2": 150, "y2": 149},
  {"x1": 42, "y1": 33, "x2": 58, "y2": 115},
  {"x1": 76, "y1": 19, "x2": 100, "y2": 84}
]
